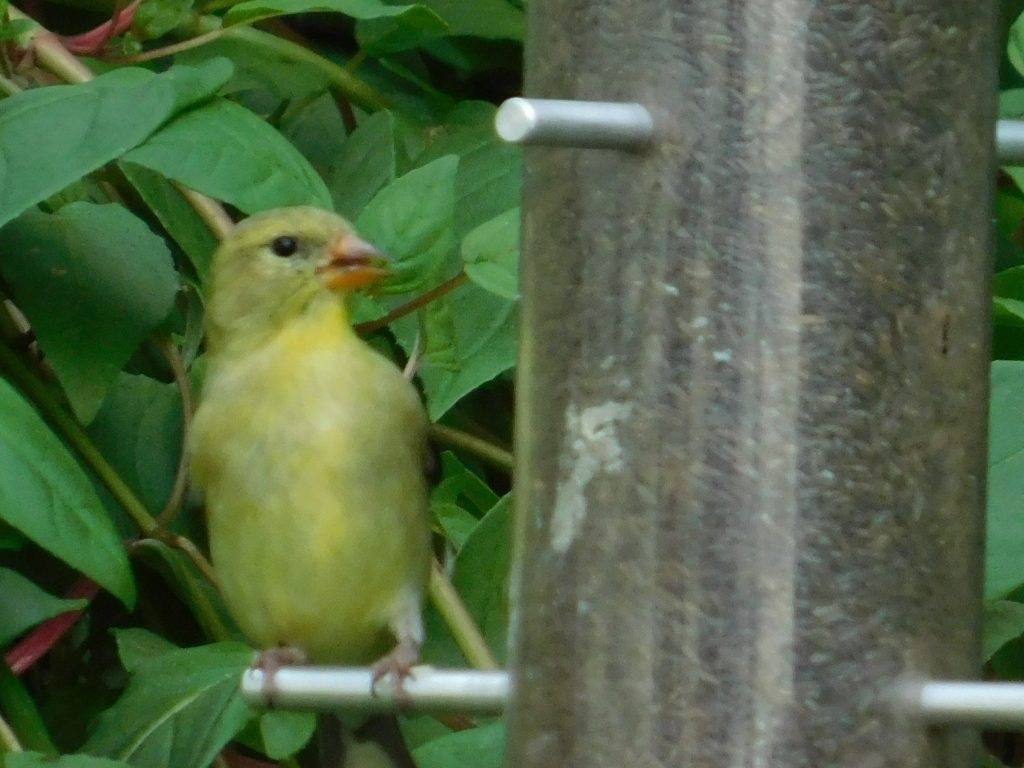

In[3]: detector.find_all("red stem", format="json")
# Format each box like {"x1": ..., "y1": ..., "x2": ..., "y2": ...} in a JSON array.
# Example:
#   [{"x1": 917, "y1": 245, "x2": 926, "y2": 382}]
[
  {"x1": 59, "y1": 0, "x2": 140, "y2": 55},
  {"x1": 5, "y1": 578, "x2": 99, "y2": 676}
]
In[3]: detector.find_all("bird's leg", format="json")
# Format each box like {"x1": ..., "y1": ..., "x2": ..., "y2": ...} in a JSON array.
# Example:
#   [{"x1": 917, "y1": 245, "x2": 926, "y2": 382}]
[
  {"x1": 371, "y1": 637, "x2": 420, "y2": 708},
  {"x1": 254, "y1": 645, "x2": 307, "y2": 707},
  {"x1": 371, "y1": 598, "x2": 424, "y2": 705},
  {"x1": 371, "y1": 636, "x2": 420, "y2": 683}
]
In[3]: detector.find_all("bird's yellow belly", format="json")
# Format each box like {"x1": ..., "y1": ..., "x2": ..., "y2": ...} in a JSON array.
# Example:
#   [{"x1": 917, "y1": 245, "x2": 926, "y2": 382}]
[{"x1": 192, "y1": 315, "x2": 430, "y2": 664}]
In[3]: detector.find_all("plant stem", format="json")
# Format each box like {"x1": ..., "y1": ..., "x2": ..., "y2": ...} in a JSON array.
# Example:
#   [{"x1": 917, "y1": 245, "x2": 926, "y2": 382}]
[
  {"x1": 158, "y1": 533, "x2": 220, "y2": 588},
  {"x1": 103, "y1": 28, "x2": 223, "y2": 63},
  {"x1": 345, "y1": 48, "x2": 367, "y2": 72},
  {"x1": 0, "y1": 712, "x2": 22, "y2": 752},
  {"x1": 154, "y1": 336, "x2": 194, "y2": 528},
  {"x1": 0, "y1": 341, "x2": 160, "y2": 535},
  {"x1": 0, "y1": 72, "x2": 22, "y2": 96},
  {"x1": 428, "y1": 560, "x2": 499, "y2": 671},
  {"x1": 227, "y1": 25, "x2": 392, "y2": 113},
  {"x1": 355, "y1": 272, "x2": 470, "y2": 336},
  {"x1": 176, "y1": 183, "x2": 234, "y2": 240},
  {"x1": 7, "y1": 4, "x2": 234, "y2": 243},
  {"x1": 8, "y1": 6, "x2": 92, "y2": 84},
  {"x1": 429, "y1": 424, "x2": 514, "y2": 473},
  {"x1": 5, "y1": 579, "x2": 99, "y2": 676}
]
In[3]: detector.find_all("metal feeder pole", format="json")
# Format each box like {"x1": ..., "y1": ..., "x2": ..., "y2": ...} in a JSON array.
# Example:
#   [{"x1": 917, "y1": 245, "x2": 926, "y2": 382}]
[{"x1": 507, "y1": 3, "x2": 996, "y2": 768}]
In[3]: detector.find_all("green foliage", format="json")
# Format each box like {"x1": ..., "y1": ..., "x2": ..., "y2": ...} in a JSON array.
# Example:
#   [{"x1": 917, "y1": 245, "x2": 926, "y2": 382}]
[
  {"x1": 462, "y1": 207, "x2": 518, "y2": 299},
  {"x1": 82, "y1": 643, "x2": 253, "y2": 767},
  {"x1": 413, "y1": 721, "x2": 505, "y2": 768},
  {"x1": 122, "y1": 98, "x2": 334, "y2": 212},
  {"x1": 0, "y1": 203, "x2": 178, "y2": 421},
  {"x1": 0, "y1": 569, "x2": 87, "y2": 647},
  {"x1": 981, "y1": 26, "x2": 1024, "y2": 765},
  {"x1": 0, "y1": 60, "x2": 232, "y2": 228},
  {"x1": 0, "y1": 378, "x2": 135, "y2": 606},
  {"x1": 0, "y1": 0, "x2": 518, "y2": 763},
  {"x1": 358, "y1": 154, "x2": 459, "y2": 293}
]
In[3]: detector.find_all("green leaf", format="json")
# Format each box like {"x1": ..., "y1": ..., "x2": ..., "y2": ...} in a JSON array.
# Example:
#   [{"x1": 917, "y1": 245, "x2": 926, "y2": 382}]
[
  {"x1": 996, "y1": 190, "x2": 1024, "y2": 272},
  {"x1": 113, "y1": 627, "x2": 180, "y2": 673},
  {"x1": 0, "y1": 59, "x2": 232, "y2": 229},
  {"x1": 433, "y1": 502, "x2": 478, "y2": 550},
  {"x1": 461, "y1": 207, "x2": 519, "y2": 299},
  {"x1": 430, "y1": 452, "x2": 499, "y2": 550},
  {"x1": 415, "y1": 103, "x2": 522, "y2": 237},
  {"x1": 0, "y1": 378, "x2": 135, "y2": 606},
  {"x1": 424, "y1": 495, "x2": 509, "y2": 665},
  {"x1": 412, "y1": 720, "x2": 504, "y2": 768},
  {"x1": 1011, "y1": 11, "x2": 1024, "y2": 78},
  {"x1": 132, "y1": 0, "x2": 194, "y2": 40},
  {"x1": 223, "y1": 0, "x2": 443, "y2": 31},
  {"x1": 259, "y1": 710, "x2": 317, "y2": 760},
  {"x1": 132, "y1": 539, "x2": 239, "y2": 643},
  {"x1": 0, "y1": 567, "x2": 88, "y2": 646},
  {"x1": 996, "y1": 296, "x2": 1024, "y2": 327},
  {"x1": 122, "y1": 98, "x2": 332, "y2": 214},
  {"x1": 448, "y1": 495, "x2": 509, "y2": 662},
  {"x1": 996, "y1": 265, "x2": 1024, "y2": 300},
  {"x1": 6, "y1": 754, "x2": 132, "y2": 768},
  {"x1": 355, "y1": 10, "x2": 449, "y2": 55},
  {"x1": 0, "y1": 17, "x2": 35, "y2": 41},
  {"x1": 280, "y1": 93, "x2": 348, "y2": 179},
  {"x1": 984, "y1": 600, "x2": 1024, "y2": 660},
  {"x1": 0, "y1": 203, "x2": 179, "y2": 422},
  {"x1": 0, "y1": 521, "x2": 26, "y2": 550},
  {"x1": 1002, "y1": 88, "x2": 1024, "y2": 118},
  {"x1": 119, "y1": 162, "x2": 219, "y2": 283},
  {"x1": 987, "y1": 361, "x2": 1024, "y2": 598},
  {"x1": 328, "y1": 110, "x2": 397, "y2": 220},
  {"x1": 413, "y1": 0, "x2": 523, "y2": 39},
  {"x1": 1006, "y1": 169, "x2": 1024, "y2": 202},
  {"x1": 0, "y1": 663, "x2": 58, "y2": 754},
  {"x1": 83, "y1": 643, "x2": 254, "y2": 768},
  {"x1": 87, "y1": 374, "x2": 183, "y2": 519},
  {"x1": 395, "y1": 283, "x2": 517, "y2": 419},
  {"x1": 358, "y1": 155, "x2": 459, "y2": 293},
  {"x1": 177, "y1": 36, "x2": 328, "y2": 101}
]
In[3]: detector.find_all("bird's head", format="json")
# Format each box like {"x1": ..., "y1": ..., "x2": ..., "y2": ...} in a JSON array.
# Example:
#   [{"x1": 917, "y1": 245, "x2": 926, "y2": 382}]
[{"x1": 204, "y1": 207, "x2": 390, "y2": 354}]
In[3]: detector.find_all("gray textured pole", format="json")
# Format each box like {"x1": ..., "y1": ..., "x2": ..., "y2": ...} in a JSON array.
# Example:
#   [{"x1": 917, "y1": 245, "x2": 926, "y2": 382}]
[{"x1": 508, "y1": 3, "x2": 996, "y2": 768}]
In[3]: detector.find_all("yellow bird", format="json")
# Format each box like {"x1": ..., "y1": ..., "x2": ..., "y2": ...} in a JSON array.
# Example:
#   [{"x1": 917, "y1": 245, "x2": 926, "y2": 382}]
[{"x1": 188, "y1": 206, "x2": 431, "y2": 678}]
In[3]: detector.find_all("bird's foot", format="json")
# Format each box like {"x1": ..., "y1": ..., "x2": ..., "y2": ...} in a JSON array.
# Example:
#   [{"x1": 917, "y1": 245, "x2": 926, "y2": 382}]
[
  {"x1": 254, "y1": 645, "x2": 307, "y2": 707},
  {"x1": 371, "y1": 639, "x2": 420, "y2": 707}
]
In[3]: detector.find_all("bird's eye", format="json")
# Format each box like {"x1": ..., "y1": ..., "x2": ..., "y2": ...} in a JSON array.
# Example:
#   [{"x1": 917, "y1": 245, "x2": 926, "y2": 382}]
[{"x1": 271, "y1": 236, "x2": 299, "y2": 257}]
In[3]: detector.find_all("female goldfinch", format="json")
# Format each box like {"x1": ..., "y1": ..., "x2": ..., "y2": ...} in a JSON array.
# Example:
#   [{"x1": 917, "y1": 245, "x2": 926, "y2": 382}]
[{"x1": 189, "y1": 207, "x2": 431, "y2": 680}]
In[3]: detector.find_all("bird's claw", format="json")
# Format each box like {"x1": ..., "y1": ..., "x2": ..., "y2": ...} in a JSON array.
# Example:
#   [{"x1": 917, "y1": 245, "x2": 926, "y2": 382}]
[
  {"x1": 254, "y1": 645, "x2": 307, "y2": 708},
  {"x1": 371, "y1": 640, "x2": 420, "y2": 707}
]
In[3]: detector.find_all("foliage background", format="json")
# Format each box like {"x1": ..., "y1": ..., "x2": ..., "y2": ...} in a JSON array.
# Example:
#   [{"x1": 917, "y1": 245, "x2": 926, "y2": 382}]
[
  {"x1": 0, "y1": 0, "x2": 520, "y2": 765},
  {"x1": 6, "y1": 1, "x2": 1024, "y2": 767}
]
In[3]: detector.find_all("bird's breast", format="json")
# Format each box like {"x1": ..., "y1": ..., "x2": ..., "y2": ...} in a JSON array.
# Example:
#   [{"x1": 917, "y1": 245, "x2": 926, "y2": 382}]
[{"x1": 189, "y1": 306, "x2": 430, "y2": 662}]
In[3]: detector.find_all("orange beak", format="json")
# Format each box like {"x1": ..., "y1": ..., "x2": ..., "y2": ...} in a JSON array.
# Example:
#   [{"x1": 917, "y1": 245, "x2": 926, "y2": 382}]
[{"x1": 316, "y1": 233, "x2": 392, "y2": 292}]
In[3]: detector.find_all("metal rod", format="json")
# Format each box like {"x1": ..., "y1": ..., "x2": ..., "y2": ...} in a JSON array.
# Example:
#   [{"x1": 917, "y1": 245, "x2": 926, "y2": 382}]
[
  {"x1": 999, "y1": 119, "x2": 1024, "y2": 165},
  {"x1": 906, "y1": 682, "x2": 1024, "y2": 728},
  {"x1": 240, "y1": 666, "x2": 508, "y2": 714},
  {"x1": 495, "y1": 109, "x2": 1024, "y2": 162},
  {"x1": 495, "y1": 97, "x2": 653, "y2": 149}
]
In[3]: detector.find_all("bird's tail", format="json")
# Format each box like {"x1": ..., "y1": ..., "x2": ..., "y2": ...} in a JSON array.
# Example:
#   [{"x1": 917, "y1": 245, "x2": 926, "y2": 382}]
[{"x1": 315, "y1": 713, "x2": 418, "y2": 768}]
